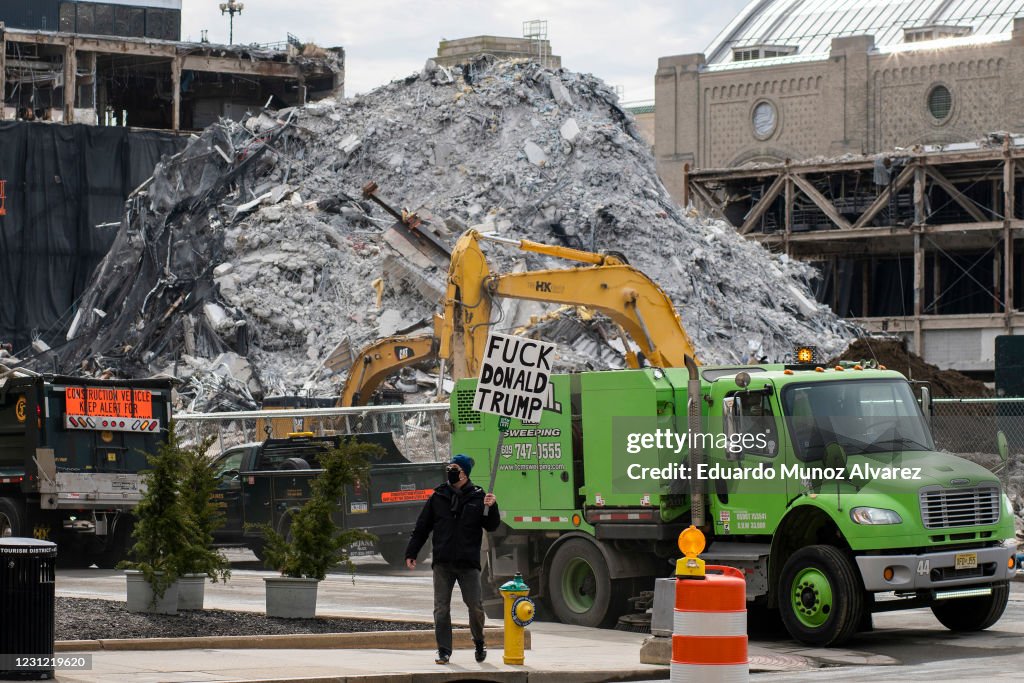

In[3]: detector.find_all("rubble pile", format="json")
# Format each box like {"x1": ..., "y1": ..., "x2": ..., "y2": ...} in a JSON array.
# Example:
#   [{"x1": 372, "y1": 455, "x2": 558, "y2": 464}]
[{"x1": 56, "y1": 57, "x2": 854, "y2": 409}]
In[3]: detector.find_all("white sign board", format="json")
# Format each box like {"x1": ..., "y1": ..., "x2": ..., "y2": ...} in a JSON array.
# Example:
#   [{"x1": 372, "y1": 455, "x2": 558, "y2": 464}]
[{"x1": 472, "y1": 332, "x2": 556, "y2": 423}]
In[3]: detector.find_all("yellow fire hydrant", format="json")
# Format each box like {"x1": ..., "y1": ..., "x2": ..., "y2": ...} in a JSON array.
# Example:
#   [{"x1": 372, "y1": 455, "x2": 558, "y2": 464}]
[{"x1": 499, "y1": 572, "x2": 535, "y2": 665}]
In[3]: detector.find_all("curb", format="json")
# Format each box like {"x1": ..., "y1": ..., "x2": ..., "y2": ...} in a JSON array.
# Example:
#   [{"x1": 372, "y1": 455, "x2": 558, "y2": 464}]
[
  {"x1": 207, "y1": 670, "x2": 669, "y2": 683},
  {"x1": 56, "y1": 626, "x2": 527, "y2": 652}
]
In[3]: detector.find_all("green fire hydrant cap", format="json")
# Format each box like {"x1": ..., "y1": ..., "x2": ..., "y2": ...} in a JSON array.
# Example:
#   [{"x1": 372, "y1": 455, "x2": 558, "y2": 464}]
[{"x1": 500, "y1": 572, "x2": 529, "y2": 592}]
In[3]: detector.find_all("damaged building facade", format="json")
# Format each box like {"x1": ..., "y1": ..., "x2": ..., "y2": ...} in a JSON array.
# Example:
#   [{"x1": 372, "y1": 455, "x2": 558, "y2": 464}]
[
  {"x1": 0, "y1": 2, "x2": 344, "y2": 354},
  {"x1": 0, "y1": 2, "x2": 343, "y2": 130},
  {"x1": 655, "y1": 0, "x2": 1024, "y2": 375},
  {"x1": 435, "y1": 25, "x2": 560, "y2": 70}
]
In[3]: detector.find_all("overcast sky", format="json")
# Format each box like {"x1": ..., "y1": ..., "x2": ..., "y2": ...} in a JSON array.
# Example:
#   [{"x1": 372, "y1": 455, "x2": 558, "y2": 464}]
[{"x1": 182, "y1": 1, "x2": 751, "y2": 102}]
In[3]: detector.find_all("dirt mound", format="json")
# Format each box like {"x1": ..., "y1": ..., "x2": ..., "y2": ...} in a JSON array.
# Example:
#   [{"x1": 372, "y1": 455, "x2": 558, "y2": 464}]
[{"x1": 833, "y1": 338, "x2": 991, "y2": 397}]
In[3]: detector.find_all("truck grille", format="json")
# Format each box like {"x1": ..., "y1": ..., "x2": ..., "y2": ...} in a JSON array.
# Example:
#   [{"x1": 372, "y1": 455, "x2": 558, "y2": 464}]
[{"x1": 919, "y1": 484, "x2": 1000, "y2": 529}]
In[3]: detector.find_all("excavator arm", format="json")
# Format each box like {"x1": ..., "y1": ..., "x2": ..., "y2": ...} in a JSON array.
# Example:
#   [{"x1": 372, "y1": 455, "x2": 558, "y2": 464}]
[
  {"x1": 487, "y1": 266, "x2": 696, "y2": 371},
  {"x1": 338, "y1": 332, "x2": 440, "y2": 406},
  {"x1": 441, "y1": 229, "x2": 697, "y2": 379},
  {"x1": 340, "y1": 228, "x2": 697, "y2": 404}
]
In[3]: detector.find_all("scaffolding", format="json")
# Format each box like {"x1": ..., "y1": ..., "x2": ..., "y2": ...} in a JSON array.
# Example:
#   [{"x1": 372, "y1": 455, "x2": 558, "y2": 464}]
[
  {"x1": 686, "y1": 137, "x2": 1024, "y2": 369},
  {"x1": 522, "y1": 19, "x2": 550, "y2": 69}
]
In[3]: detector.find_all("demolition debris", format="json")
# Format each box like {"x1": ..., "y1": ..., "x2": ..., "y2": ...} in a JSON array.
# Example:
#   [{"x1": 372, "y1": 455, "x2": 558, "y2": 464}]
[{"x1": 51, "y1": 56, "x2": 855, "y2": 409}]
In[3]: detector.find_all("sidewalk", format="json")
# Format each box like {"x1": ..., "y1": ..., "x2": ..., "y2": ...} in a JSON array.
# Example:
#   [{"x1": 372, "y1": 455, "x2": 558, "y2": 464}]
[{"x1": 53, "y1": 622, "x2": 669, "y2": 683}]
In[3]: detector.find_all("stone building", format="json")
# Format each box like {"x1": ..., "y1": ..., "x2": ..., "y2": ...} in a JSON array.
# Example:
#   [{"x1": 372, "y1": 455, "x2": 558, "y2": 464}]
[
  {"x1": 655, "y1": 0, "x2": 1024, "y2": 376},
  {"x1": 656, "y1": 0, "x2": 1024, "y2": 195}
]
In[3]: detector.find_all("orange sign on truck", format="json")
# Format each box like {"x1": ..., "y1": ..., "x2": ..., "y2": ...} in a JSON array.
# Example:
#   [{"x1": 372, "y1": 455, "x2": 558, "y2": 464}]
[
  {"x1": 66, "y1": 387, "x2": 153, "y2": 419},
  {"x1": 381, "y1": 489, "x2": 433, "y2": 503}
]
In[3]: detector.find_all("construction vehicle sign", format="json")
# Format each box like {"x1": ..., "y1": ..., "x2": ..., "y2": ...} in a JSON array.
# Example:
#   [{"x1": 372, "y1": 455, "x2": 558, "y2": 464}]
[
  {"x1": 380, "y1": 488, "x2": 434, "y2": 503},
  {"x1": 66, "y1": 387, "x2": 153, "y2": 418},
  {"x1": 472, "y1": 332, "x2": 556, "y2": 423}
]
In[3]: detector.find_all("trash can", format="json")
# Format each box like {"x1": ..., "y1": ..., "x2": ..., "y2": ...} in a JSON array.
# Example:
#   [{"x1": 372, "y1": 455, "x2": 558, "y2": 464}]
[{"x1": 0, "y1": 538, "x2": 57, "y2": 680}]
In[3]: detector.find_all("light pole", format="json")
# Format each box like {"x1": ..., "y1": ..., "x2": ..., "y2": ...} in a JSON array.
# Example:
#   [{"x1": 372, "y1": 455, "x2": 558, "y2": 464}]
[{"x1": 219, "y1": 1, "x2": 244, "y2": 44}]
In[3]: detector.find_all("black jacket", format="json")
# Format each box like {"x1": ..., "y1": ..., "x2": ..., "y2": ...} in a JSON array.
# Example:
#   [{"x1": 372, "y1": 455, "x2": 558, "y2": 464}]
[{"x1": 405, "y1": 479, "x2": 500, "y2": 569}]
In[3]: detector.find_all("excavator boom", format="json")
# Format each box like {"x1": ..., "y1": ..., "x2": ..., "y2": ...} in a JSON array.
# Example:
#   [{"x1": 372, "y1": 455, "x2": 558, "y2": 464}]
[
  {"x1": 338, "y1": 333, "x2": 440, "y2": 407},
  {"x1": 340, "y1": 228, "x2": 697, "y2": 405}
]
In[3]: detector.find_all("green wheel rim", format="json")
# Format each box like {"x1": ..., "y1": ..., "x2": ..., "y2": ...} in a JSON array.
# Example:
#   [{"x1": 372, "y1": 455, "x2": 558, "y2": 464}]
[
  {"x1": 791, "y1": 567, "x2": 833, "y2": 628},
  {"x1": 561, "y1": 557, "x2": 597, "y2": 613}
]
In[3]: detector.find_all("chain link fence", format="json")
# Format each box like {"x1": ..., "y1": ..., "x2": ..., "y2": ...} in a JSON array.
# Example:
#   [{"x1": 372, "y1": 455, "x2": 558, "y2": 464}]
[
  {"x1": 931, "y1": 397, "x2": 1024, "y2": 455},
  {"x1": 169, "y1": 397, "x2": 1019, "y2": 462},
  {"x1": 173, "y1": 403, "x2": 452, "y2": 464}
]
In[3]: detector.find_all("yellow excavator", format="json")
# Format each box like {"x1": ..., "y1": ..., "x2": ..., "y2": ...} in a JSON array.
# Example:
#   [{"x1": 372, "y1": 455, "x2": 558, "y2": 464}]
[{"x1": 338, "y1": 229, "x2": 698, "y2": 406}]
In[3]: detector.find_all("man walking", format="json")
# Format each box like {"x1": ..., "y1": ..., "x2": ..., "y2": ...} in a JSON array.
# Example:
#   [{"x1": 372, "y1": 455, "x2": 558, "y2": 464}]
[{"x1": 406, "y1": 454, "x2": 499, "y2": 665}]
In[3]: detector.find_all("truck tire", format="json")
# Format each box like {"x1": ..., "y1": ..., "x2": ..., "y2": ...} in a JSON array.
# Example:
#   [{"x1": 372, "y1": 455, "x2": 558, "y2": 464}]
[
  {"x1": 931, "y1": 581, "x2": 1009, "y2": 632},
  {"x1": 379, "y1": 539, "x2": 413, "y2": 567},
  {"x1": 778, "y1": 545, "x2": 865, "y2": 647},
  {"x1": 249, "y1": 539, "x2": 268, "y2": 563},
  {"x1": 547, "y1": 538, "x2": 624, "y2": 628},
  {"x1": 93, "y1": 516, "x2": 136, "y2": 568},
  {"x1": 0, "y1": 498, "x2": 25, "y2": 538}
]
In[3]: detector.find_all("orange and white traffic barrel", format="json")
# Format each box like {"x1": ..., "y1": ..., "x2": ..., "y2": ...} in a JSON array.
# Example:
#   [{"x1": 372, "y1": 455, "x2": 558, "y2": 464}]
[{"x1": 671, "y1": 526, "x2": 748, "y2": 682}]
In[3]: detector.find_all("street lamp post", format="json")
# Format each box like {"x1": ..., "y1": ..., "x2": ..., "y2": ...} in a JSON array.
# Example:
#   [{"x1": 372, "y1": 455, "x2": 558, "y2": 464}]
[{"x1": 219, "y1": 1, "x2": 244, "y2": 44}]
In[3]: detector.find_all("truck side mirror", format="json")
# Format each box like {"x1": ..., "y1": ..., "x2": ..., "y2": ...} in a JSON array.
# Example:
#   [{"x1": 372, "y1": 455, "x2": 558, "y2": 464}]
[
  {"x1": 723, "y1": 396, "x2": 744, "y2": 461},
  {"x1": 823, "y1": 442, "x2": 848, "y2": 471},
  {"x1": 997, "y1": 431, "x2": 1008, "y2": 463},
  {"x1": 920, "y1": 386, "x2": 932, "y2": 425}
]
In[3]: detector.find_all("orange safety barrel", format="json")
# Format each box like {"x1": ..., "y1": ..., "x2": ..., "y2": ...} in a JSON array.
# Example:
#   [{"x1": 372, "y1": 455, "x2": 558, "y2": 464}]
[{"x1": 670, "y1": 564, "x2": 748, "y2": 683}]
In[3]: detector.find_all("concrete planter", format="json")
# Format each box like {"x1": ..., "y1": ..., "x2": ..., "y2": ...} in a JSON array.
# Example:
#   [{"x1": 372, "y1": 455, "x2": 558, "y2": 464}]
[
  {"x1": 264, "y1": 576, "x2": 319, "y2": 618},
  {"x1": 177, "y1": 574, "x2": 207, "y2": 610},
  {"x1": 125, "y1": 570, "x2": 179, "y2": 615}
]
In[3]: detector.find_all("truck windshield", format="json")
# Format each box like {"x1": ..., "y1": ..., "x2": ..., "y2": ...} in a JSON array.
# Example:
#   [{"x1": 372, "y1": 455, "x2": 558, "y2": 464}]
[{"x1": 781, "y1": 379, "x2": 934, "y2": 461}]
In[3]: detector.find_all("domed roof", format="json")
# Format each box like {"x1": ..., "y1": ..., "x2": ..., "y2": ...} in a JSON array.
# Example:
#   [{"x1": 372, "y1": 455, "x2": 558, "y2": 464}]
[{"x1": 706, "y1": 0, "x2": 1024, "y2": 65}]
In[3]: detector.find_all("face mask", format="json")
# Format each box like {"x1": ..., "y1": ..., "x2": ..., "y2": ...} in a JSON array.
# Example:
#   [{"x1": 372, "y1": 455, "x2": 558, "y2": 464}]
[{"x1": 447, "y1": 468, "x2": 461, "y2": 484}]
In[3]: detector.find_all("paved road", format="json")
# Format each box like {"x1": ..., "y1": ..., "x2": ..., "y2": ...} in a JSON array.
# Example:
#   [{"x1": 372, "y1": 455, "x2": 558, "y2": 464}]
[{"x1": 56, "y1": 551, "x2": 1024, "y2": 678}]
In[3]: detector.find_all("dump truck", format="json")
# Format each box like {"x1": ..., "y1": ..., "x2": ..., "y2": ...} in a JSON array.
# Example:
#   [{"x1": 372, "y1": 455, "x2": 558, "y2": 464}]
[
  {"x1": 209, "y1": 432, "x2": 444, "y2": 566},
  {"x1": 0, "y1": 372, "x2": 173, "y2": 565},
  {"x1": 453, "y1": 361, "x2": 1017, "y2": 646}
]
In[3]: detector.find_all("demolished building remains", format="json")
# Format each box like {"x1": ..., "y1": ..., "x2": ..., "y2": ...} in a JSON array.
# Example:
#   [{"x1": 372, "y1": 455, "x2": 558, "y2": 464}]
[{"x1": 47, "y1": 57, "x2": 855, "y2": 411}]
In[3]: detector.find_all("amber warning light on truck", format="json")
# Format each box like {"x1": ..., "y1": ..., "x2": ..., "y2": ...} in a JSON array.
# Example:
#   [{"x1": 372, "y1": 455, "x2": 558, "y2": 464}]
[{"x1": 64, "y1": 386, "x2": 160, "y2": 433}]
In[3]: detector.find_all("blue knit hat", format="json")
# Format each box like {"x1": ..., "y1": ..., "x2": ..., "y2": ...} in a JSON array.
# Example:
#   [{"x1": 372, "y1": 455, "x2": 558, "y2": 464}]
[{"x1": 450, "y1": 454, "x2": 474, "y2": 477}]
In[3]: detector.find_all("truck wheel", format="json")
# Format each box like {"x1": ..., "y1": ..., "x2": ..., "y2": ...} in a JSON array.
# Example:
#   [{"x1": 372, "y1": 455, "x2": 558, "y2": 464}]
[
  {"x1": 548, "y1": 538, "x2": 620, "y2": 628},
  {"x1": 0, "y1": 498, "x2": 24, "y2": 538},
  {"x1": 931, "y1": 582, "x2": 1009, "y2": 632},
  {"x1": 93, "y1": 516, "x2": 136, "y2": 568},
  {"x1": 379, "y1": 539, "x2": 424, "y2": 568},
  {"x1": 249, "y1": 539, "x2": 268, "y2": 563},
  {"x1": 778, "y1": 545, "x2": 864, "y2": 647}
]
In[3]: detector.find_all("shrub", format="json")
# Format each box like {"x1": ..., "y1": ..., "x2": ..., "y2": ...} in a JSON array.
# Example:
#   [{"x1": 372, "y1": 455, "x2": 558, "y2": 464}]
[
  {"x1": 259, "y1": 439, "x2": 379, "y2": 580},
  {"x1": 177, "y1": 435, "x2": 231, "y2": 582},
  {"x1": 117, "y1": 423, "x2": 197, "y2": 598}
]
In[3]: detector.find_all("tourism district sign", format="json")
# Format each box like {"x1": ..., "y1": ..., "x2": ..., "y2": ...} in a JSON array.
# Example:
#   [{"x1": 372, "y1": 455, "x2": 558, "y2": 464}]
[{"x1": 472, "y1": 332, "x2": 556, "y2": 423}]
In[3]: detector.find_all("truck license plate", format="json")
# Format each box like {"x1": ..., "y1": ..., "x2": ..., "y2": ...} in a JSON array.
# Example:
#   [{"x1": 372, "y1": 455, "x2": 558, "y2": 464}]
[{"x1": 954, "y1": 552, "x2": 977, "y2": 570}]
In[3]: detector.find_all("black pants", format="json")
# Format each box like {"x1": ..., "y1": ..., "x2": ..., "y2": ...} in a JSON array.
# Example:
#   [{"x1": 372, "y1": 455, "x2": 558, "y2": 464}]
[{"x1": 432, "y1": 562, "x2": 485, "y2": 654}]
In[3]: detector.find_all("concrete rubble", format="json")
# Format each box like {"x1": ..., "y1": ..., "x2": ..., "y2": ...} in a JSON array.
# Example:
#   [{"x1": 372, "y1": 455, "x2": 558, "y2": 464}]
[{"x1": 52, "y1": 56, "x2": 855, "y2": 411}]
